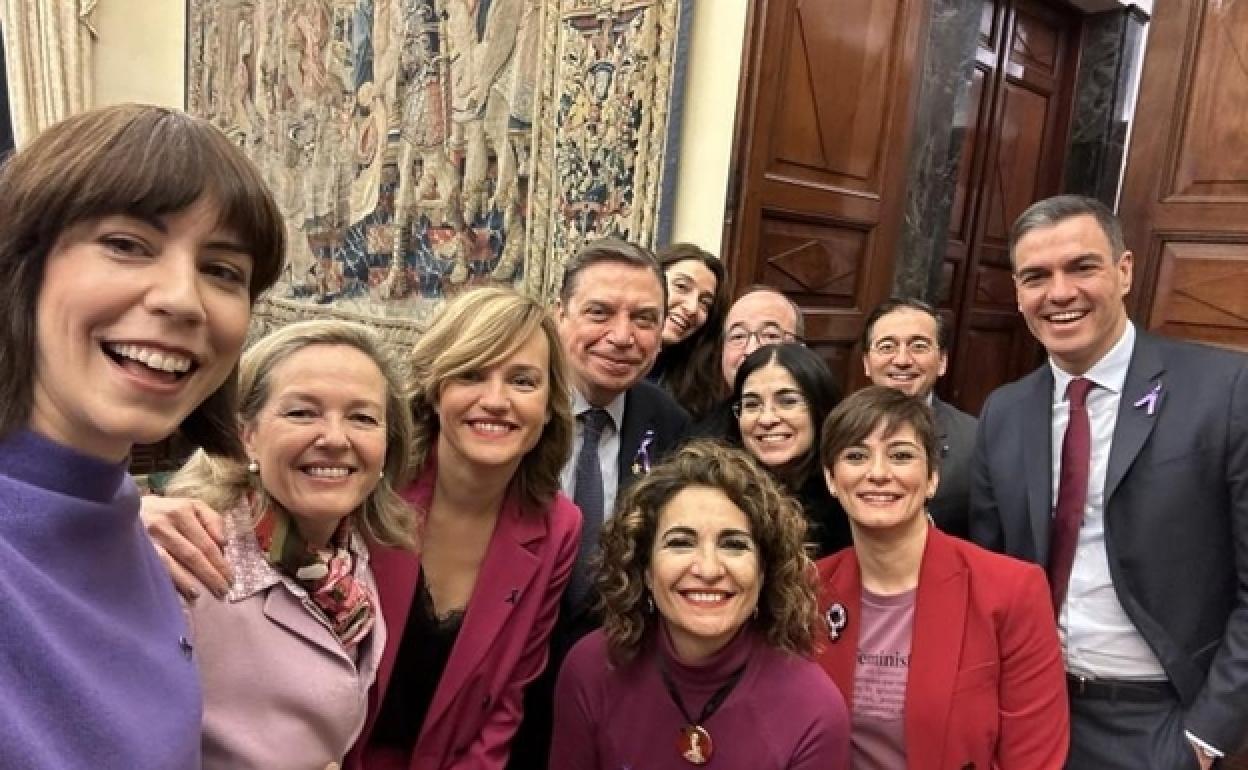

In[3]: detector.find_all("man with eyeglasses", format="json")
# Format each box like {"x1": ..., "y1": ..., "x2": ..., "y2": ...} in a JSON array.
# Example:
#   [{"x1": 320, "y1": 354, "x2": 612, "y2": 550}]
[
  {"x1": 690, "y1": 286, "x2": 805, "y2": 438},
  {"x1": 861, "y1": 297, "x2": 977, "y2": 538}
]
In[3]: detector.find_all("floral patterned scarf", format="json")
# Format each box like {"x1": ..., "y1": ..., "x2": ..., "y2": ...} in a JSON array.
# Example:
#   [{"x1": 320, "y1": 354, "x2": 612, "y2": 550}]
[{"x1": 253, "y1": 504, "x2": 376, "y2": 650}]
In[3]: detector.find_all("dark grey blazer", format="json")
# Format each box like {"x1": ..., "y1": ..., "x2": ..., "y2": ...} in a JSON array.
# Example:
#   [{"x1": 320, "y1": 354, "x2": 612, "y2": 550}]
[
  {"x1": 928, "y1": 395, "x2": 978, "y2": 539},
  {"x1": 969, "y1": 330, "x2": 1248, "y2": 752}
]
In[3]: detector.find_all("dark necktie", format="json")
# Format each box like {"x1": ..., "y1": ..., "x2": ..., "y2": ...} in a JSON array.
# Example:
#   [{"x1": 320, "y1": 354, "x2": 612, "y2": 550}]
[
  {"x1": 1048, "y1": 377, "x2": 1093, "y2": 614},
  {"x1": 569, "y1": 408, "x2": 610, "y2": 608}
]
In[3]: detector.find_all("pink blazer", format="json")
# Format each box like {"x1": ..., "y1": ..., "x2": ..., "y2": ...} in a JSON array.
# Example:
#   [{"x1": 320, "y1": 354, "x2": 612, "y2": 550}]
[
  {"x1": 348, "y1": 467, "x2": 581, "y2": 770},
  {"x1": 816, "y1": 527, "x2": 1069, "y2": 770}
]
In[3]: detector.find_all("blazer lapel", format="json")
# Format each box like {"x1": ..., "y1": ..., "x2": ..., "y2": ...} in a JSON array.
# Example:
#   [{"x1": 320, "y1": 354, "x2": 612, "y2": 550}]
[
  {"x1": 420, "y1": 496, "x2": 546, "y2": 739},
  {"x1": 261, "y1": 585, "x2": 349, "y2": 660},
  {"x1": 1106, "y1": 335, "x2": 1164, "y2": 502},
  {"x1": 1022, "y1": 368, "x2": 1055, "y2": 560},
  {"x1": 818, "y1": 553, "x2": 864, "y2": 711},
  {"x1": 617, "y1": 388, "x2": 647, "y2": 487},
  {"x1": 905, "y1": 529, "x2": 967, "y2": 769},
  {"x1": 366, "y1": 542, "x2": 422, "y2": 715}
]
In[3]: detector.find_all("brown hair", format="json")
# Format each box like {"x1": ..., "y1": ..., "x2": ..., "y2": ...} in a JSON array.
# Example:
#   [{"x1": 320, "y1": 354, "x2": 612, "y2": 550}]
[
  {"x1": 0, "y1": 104, "x2": 286, "y2": 455},
  {"x1": 597, "y1": 440, "x2": 819, "y2": 664},
  {"x1": 820, "y1": 385, "x2": 941, "y2": 477},
  {"x1": 654, "y1": 243, "x2": 730, "y2": 420},
  {"x1": 409, "y1": 287, "x2": 573, "y2": 515},
  {"x1": 168, "y1": 320, "x2": 415, "y2": 547}
]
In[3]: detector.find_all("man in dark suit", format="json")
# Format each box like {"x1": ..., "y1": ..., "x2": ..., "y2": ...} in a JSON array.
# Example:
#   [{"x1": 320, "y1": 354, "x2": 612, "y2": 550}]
[
  {"x1": 509, "y1": 238, "x2": 689, "y2": 769},
  {"x1": 861, "y1": 297, "x2": 977, "y2": 538},
  {"x1": 970, "y1": 195, "x2": 1248, "y2": 769}
]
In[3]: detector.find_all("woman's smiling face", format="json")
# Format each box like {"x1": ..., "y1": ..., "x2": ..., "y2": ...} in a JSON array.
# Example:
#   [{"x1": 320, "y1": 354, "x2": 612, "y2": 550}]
[
  {"x1": 825, "y1": 420, "x2": 937, "y2": 534},
  {"x1": 645, "y1": 484, "x2": 762, "y2": 663}
]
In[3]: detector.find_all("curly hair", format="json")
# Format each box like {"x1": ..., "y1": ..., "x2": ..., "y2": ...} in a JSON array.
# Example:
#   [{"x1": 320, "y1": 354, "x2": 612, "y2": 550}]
[
  {"x1": 408, "y1": 287, "x2": 574, "y2": 515},
  {"x1": 596, "y1": 440, "x2": 819, "y2": 664},
  {"x1": 168, "y1": 320, "x2": 415, "y2": 548},
  {"x1": 0, "y1": 104, "x2": 285, "y2": 456},
  {"x1": 653, "y1": 244, "x2": 730, "y2": 421}
]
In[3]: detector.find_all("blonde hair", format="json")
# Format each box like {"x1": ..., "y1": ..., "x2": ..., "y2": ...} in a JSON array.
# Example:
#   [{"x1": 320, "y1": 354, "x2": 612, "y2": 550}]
[
  {"x1": 597, "y1": 440, "x2": 820, "y2": 664},
  {"x1": 168, "y1": 320, "x2": 414, "y2": 547},
  {"x1": 409, "y1": 287, "x2": 573, "y2": 515}
]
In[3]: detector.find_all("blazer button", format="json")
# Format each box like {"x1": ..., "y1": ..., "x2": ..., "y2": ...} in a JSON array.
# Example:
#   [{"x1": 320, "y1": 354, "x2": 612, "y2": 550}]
[{"x1": 482, "y1": 695, "x2": 491, "y2": 709}]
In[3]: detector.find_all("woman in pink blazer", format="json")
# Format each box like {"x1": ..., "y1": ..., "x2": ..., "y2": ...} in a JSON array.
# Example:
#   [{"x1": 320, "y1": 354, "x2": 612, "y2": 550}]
[
  {"x1": 146, "y1": 288, "x2": 580, "y2": 770},
  {"x1": 348, "y1": 287, "x2": 580, "y2": 770},
  {"x1": 814, "y1": 387, "x2": 1068, "y2": 770}
]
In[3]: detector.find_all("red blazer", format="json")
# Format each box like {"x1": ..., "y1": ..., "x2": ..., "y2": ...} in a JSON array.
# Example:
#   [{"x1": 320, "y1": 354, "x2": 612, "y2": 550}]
[
  {"x1": 815, "y1": 527, "x2": 1068, "y2": 770},
  {"x1": 347, "y1": 466, "x2": 582, "y2": 770}
]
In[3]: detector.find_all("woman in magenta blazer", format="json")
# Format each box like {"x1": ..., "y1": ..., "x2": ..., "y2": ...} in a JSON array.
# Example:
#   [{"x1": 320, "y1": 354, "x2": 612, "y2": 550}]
[
  {"x1": 814, "y1": 387, "x2": 1068, "y2": 770},
  {"x1": 348, "y1": 287, "x2": 580, "y2": 770}
]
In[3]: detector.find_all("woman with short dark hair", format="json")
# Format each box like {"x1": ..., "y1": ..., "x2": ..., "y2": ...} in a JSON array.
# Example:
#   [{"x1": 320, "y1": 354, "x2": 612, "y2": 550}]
[
  {"x1": 816, "y1": 386, "x2": 1068, "y2": 769},
  {"x1": 0, "y1": 103, "x2": 285, "y2": 769}
]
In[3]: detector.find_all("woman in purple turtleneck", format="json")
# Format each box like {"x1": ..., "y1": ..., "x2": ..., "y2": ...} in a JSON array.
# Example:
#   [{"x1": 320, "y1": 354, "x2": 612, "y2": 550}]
[
  {"x1": 0, "y1": 104, "x2": 285, "y2": 770},
  {"x1": 551, "y1": 441, "x2": 850, "y2": 770}
]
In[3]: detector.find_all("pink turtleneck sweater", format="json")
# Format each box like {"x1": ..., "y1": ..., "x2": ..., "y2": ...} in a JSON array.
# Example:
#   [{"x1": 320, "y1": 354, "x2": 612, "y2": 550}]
[{"x1": 551, "y1": 623, "x2": 850, "y2": 769}]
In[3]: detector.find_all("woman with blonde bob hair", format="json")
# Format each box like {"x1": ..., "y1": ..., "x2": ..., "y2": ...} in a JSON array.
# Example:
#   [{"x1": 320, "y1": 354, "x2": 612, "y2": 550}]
[
  {"x1": 0, "y1": 103, "x2": 284, "y2": 769},
  {"x1": 168, "y1": 319, "x2": 413, "y2": 769},
  {"x1": 551, "y1": 441, "x2": 849, "y2": 770},
  {"x1": 349, "y1": 286, "x2": 580, "y2": 770}
]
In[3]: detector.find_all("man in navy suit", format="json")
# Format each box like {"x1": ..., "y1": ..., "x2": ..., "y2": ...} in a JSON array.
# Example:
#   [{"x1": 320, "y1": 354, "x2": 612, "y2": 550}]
[
  {"x1": 509, "y1": 238, "x2": 689, "y2": 769},
  {"x1": 860, "y1": 297, "x2": 977, "y2": 538},
  {"x1": 970, "y1": 195, "x2": 1248, "y2": 769}
]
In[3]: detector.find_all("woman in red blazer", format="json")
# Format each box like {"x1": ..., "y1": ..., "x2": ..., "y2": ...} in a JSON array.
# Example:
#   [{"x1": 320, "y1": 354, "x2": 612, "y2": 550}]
[
  {"x1": 814, "y1": 386, "x2": 1068, "y2": 770},
  {"x1": 348, "y1": 287, "x2": 581, "y2": 770}
]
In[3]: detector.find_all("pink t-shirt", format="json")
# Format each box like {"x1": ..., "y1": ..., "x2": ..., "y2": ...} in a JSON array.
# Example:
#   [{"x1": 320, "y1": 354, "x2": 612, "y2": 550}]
[{"x1": 851, "y1": 587, "x2": 916, "y2": 770}]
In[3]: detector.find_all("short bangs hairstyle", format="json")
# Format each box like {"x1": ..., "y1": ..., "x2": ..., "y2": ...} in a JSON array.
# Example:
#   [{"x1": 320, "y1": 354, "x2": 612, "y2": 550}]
[
  {"x1": 820, "y1": 385, "x2": 941, "y2": 478},
  {"x1": 409, "y1": 287, "x2": 573, "y2": 514},
  {"x1": 597, "y1": 440, "x2": 819, "y2": 664},
  {"x1": 168, "y1": 320, "x2": 415, "y2": 548},
  {"x1": 729, "y1": 344, "x2": 841, "y2": 485},
  {"x1": 0, "y1": 104, "x2": 287, "y2": 455}
]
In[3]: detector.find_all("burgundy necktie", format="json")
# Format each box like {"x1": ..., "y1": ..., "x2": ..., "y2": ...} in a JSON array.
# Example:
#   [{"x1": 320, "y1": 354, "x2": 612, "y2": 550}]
[{"x1": 1048, "y1": 377, "x2": 1092, "y2": 614}]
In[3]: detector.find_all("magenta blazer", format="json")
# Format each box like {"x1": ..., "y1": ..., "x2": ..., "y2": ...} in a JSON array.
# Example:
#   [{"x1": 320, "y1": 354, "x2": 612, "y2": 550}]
[
  {"x1": 347, "y1": 464, "x2": 582, "y2": 770},
  {"x1": 816, "y1": 527, "x2": 1069, "y2": 770}
]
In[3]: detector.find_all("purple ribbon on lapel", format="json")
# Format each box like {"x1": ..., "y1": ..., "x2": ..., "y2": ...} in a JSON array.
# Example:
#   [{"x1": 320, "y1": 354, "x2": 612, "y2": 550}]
[
  {"x1": 1133, "y1": 381, "x2": 1162, "y2": 416},
  {"x1": 631, "y1": 429, "x2": 656, "y2": 475}
]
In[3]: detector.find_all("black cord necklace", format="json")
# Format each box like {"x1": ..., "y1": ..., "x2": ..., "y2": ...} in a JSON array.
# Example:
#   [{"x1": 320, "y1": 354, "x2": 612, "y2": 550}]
[{"x1": 657, "y1": 656, "x2": 748, "y2": 765}]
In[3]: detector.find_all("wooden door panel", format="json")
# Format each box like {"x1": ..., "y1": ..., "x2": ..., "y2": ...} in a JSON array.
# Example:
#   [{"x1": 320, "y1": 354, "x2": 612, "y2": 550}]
[
  {"x1": 770, "y1": 0, "x2": 905, "y2": 192},
  {"x1": 725, "y1": 0, "x2": 927, "y2": 394},
  {"x1": 1148, "y1": 240, "x2": 1248, "y2": 351},
  {"x1": 1172, "y1": 1, "x2": 1248, "y2": 200}
]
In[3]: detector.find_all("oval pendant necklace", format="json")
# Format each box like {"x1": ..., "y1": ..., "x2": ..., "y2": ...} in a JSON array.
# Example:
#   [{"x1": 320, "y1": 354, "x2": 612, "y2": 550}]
[{"x1": 658, "y1": 657, "x2": 748, "y2": 765}]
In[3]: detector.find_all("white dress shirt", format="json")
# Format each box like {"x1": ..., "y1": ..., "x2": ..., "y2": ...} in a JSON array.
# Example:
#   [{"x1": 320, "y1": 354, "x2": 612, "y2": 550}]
[
  {"x1": 560, "y1": 389, "x2": 626, "y2": 523},
  {"x1": 1049, "y1": 322, "x2": 1167, "y2": 680}
]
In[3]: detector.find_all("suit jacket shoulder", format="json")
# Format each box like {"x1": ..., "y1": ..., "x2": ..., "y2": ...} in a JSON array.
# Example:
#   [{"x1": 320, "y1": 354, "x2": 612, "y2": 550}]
[{"x1": 928, "y1": 397, "x2": 979, "y2": 539}]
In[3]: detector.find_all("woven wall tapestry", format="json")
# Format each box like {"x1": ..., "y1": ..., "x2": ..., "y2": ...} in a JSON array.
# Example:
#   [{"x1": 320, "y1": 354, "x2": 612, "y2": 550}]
[{"x1": 186, "y1": 0, "x2": 691, "y2": 339}]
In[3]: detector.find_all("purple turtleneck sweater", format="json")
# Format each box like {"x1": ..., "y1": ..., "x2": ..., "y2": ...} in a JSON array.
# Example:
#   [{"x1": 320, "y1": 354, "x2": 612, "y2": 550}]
[
  {"x1": 551, "y1": 624, "x2": 850, "y2": 770},
  {"x1": 0, "y1": 430, "x2": 201, "y2": 769}
]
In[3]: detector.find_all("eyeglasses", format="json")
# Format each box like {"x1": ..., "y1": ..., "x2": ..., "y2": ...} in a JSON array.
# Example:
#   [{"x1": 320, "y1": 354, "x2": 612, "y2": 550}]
[
  {"x1": 868, "y1": 338, "x2": 936, "y2": 357},
  {"x1": 732, "y1": 391, "x2": 808, "y2": 418},
  {"x1": 723, "y1": 323, "x2": 800, "y2": 349}
]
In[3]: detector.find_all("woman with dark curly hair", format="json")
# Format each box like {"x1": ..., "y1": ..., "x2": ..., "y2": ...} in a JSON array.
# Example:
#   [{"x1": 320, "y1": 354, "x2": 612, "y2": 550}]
[
  {"x1": 648, "y1": 244, "x2": 730, "y2": 422},
  {"x1": 551, "y1": 441, "x2": 849, "y2": 770},
  {"x1": 729, "y1": 343, "x2": 850, "y2": 558}
]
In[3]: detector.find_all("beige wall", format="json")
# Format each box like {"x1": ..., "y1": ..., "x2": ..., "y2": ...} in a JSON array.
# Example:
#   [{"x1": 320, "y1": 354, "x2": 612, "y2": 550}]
[
  {"x1": 92, "y1": 0, "x2": 185, "y2": 108},
  {"x1": 88, "y1": 0, "x2": 744, "y2": 251}
]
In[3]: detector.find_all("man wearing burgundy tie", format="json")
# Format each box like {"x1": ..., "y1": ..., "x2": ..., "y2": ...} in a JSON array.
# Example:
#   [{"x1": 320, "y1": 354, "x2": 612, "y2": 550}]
[{"x1": 969, "y1": 195, "x2": 1248, "y2": 770}]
